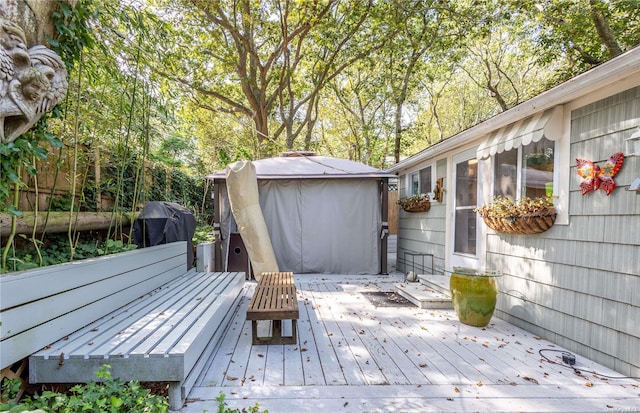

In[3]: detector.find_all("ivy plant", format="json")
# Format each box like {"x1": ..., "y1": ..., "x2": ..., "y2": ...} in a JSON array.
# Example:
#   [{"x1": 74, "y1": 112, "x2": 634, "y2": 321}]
[{"x1": 0, "y1": 365, "x2": 168, "y2": 413}]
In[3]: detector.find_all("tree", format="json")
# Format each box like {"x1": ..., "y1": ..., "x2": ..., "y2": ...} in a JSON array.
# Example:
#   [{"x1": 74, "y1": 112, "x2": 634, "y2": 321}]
[
  {"x1": 520, "y1": 0, "x2": 640, "y2": 79},
  {"x1": 324, "y1": 58, "x2": 394, "y2": 167},
  {"x1": 150, "y1": 0, "x2": 391, "y2": 158},
  {"x1": 373, "y1": 0, "x2": 481, "y2": 163}
]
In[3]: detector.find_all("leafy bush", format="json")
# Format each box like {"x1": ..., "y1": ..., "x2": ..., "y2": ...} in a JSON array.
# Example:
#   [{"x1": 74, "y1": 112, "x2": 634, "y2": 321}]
[
  {"x1": 3, "y1": 236, "x2": 137, "y2": 273},
  {"x1": 0, "y1": 365, "x2": 168, "y2": 412},
  {"x1": 215, "y1": 392, "x2": 268, "y2": 413},
  {"x1": 192, "y1": 226, "x2": 215, "y2": 245},
  {"x1": 0, "y1": 378, "x2": 21, "y2": 403}
]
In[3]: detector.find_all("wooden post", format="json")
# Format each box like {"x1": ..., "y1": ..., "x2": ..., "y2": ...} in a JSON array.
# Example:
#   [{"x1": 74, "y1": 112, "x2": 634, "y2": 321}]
[
  {"x1": 380, "y1": 178, "x2": 389, "y2": 274},
  {"x1": 212, "y1": 180, "x2": 223, "y2": 271}
]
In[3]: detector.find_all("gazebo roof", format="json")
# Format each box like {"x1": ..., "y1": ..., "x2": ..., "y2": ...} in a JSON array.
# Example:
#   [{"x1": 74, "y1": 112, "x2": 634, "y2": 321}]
[{"x1": 206, "y1": 153, "x2": 394, "y2": 180}]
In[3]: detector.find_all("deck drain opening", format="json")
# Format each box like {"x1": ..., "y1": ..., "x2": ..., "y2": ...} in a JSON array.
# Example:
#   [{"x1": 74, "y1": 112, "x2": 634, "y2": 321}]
[{"x1": 360, "y1": 291, "x2": 417, "y2": 308}]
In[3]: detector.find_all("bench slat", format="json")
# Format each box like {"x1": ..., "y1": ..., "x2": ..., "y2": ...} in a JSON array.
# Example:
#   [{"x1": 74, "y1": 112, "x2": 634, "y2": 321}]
[
  {"x1": 48, "y1": 271, "x2": 214, "y2": 358},
  {"x1": 247, "y1": 285, "x2": 298, "y2": 320},
  {"x1": 260, "y1": 272, "x2": 295, "y2": 285}
]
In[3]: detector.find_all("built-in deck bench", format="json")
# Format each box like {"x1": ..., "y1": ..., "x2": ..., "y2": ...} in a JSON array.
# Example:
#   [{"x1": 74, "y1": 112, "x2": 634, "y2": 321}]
[
  {"x1": 0, "y1": 241, "x2": 245, "y2": 410},
  {"x1": 246, "y1": 272, "x2": 299, "y2": 345}
]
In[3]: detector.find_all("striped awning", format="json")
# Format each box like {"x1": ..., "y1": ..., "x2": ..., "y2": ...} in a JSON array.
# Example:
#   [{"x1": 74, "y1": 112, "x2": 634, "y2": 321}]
[{"x1": 477, "y1": 106, "x2": 563, "y2": 159}]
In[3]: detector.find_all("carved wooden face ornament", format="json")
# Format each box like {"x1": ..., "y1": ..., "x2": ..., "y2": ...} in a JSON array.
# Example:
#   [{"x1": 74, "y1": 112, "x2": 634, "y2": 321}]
[{"x1": 576, "y1": 152, "x2": 624, "y2": 196}]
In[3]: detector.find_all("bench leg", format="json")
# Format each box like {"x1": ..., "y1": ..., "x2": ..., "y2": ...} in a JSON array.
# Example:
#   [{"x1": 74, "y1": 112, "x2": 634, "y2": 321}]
[
  {"x1": 168, "y1": 382, "x2": 183, "y2": 411},
  {"x1": 251, "y1": 320, "x2": 259, "y2": 345},
  {"x1": 292, "y1": 319, "x2": 297, "y2": 343},
  {"x1": 251, "y1": 319, "x2": 297, "y2": 345},
  {"x1": 273, "y1": 320, "x2": 282, "y2": 339}
]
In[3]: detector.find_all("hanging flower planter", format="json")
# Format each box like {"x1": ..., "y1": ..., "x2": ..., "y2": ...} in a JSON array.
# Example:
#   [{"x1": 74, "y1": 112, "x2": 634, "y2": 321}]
[
  {"x1": 475, "y1": 196, "x2": 556, "y2": 234},
  {"x1": 398, "y1": 194, "x2": 431, "y2": 213}
]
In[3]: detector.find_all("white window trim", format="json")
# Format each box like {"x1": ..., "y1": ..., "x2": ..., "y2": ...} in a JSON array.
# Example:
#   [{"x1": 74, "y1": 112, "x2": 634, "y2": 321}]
[
  {"x1": 490, "y1": 140, "x2": 557, "y2": 201},
  {"x1": 407, "y1": 163, "x2": 436, "y2": 199}
]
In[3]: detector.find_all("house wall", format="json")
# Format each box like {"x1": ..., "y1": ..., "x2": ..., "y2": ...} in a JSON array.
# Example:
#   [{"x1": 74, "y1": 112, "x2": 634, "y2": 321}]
[
  {"x1": 397, "y1": 159, "x2": 448, "y2": 275},
  {"x1": 492, "y1": 86, "x2": 640, "y2": 377},
  {"x1": 395, "y1": 86, "x2": 639, "y2": 377}
]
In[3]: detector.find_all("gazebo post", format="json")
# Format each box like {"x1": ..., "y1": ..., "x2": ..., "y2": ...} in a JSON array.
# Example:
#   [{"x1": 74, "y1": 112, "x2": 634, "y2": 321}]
[
  {"x1": 380, "y1": 177, "x2": 389, "y2": 274},
  {"x1": 212, "y1": 179, "x2": 223, "y2": 271}
]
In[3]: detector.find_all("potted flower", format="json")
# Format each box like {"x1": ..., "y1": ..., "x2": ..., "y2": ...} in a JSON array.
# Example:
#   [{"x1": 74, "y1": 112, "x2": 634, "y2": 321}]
[
  {"x1": 448, "y1": 267, "x2": 502, "y2": 327},
  {"x1": 475, "y1": 195, "x2": 556, "y2": 234},
  {"x1": 398, "y1": 194, "x2": 431, "y2": 213}
]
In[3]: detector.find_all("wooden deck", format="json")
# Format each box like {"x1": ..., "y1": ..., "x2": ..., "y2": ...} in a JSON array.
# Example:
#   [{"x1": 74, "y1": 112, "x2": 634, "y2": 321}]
[{"x1": 182, "y1": 274, "x2": 640, "y2": 412}]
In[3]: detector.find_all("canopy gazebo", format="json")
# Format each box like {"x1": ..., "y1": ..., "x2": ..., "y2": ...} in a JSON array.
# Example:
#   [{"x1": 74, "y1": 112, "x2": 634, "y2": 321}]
[{"x1": 206, "y1": 152, "x2": 394, "y2": 276}]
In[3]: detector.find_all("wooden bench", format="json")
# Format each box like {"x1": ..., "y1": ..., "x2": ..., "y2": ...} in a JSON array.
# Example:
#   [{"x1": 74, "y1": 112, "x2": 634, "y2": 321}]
[
  {"x1": 246, "y1": 272, "x2": 299, "y2": 345},
  {"x1": 0, "y1": 241, "x2": 245, "y2": 410}
]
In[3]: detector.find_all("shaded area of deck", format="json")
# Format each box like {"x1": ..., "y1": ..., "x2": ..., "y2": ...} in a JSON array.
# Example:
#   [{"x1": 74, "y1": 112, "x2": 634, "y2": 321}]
[{"x1": 181, "y1": 273, "x2": 639, "y2": 412}]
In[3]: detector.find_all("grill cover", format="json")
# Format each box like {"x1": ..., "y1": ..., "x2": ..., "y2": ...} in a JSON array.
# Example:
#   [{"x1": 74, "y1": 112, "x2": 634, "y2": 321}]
[{"x1": 133, "y1": 201, "x2": 196, "y2": 269}]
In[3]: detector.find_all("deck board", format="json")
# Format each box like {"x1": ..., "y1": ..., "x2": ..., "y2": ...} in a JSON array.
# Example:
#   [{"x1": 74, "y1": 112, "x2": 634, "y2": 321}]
[{"x1": 185, "y1": 274, "x2": 640, "y2": 412}]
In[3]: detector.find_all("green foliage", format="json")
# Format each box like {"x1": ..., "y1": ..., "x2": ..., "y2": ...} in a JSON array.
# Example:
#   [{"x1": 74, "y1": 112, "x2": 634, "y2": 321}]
[
  {"x1": 475, "y1": 196, "x2": 555, "y2": 219},
  {"x1": 0, "y1": 365, "x2": 168, "y2": 413},
  {"x1": 0, "y1": 130, "x2": 62, "y2": 215},
  {"x1": 48, "y1": 0, "x2": 98, "y2": 70},
  {"x1": 515, "y1": 0, "x2": 640, "y2": 80},
  {"x1": 0, "y1": 378, "x2": 21, "y2": 403},
  {"x1": 192, "y1": 226, "x2": 215, "y2": 245},
  {"x1": 215, "y1": 392, "x2": 268, "y2": 413},
  {"x1": 3, "y1": 235, "x2": 137, "y2": 273}
]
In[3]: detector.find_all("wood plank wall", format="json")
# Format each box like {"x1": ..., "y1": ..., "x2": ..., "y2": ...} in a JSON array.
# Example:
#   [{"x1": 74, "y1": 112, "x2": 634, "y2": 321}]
[
  {"x1": 492, "y1": 86, "x2": 640, "y2": 377},
  {"x1": 396, "y1": 159, "x2": 448, "y2": 275}
]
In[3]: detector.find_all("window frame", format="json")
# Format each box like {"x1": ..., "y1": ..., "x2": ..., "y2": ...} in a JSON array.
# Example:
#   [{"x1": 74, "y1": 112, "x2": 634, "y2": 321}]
[
  {"x1": 408, "y1": 164, "x2": 435, "y2": 197},
  {"x1": 491, "y1": 138, "x2": 557, "y2": 201}
]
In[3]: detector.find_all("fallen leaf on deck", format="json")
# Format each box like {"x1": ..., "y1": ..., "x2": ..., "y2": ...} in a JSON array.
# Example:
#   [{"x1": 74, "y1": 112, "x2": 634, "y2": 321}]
[
  {"x1": 258, "y1": 353, "x2": 264, "y2": 358},
  {"x1": 419, "y1": 363, "x2": 427, "y2": 368},
  {"x1": 523, "y1": 376, "x2": 539, "y2": 384},
  {"x1": 477, "y1": 381, "x2": 483, "y2": 386},
  {"x1": 226, "y1": 375, "x2": 238, "y2": 381},
  {"x1": 585, "y1": 381, "x2": 593, "y2": 387}
]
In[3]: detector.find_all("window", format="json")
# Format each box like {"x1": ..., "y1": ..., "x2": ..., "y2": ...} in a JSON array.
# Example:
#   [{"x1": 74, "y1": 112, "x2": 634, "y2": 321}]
[
  {"x1": 409, "y1": 166, "x2": 432, "y2": 195},
  {"x1": 493, "y1": 137, "x2": 554, "y2": 200},
  {"x1": 455, "y1": 159, "x2": 477, "y2": 255}
]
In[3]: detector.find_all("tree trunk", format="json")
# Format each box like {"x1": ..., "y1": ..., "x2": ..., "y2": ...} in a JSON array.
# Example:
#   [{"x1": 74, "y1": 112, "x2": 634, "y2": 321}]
[
  {"x1": 2, "y1": 0, "x2": 78, "y2": 46},
  {"x1": 589, "y1": 0, "x2": 623, "y2": 58},
  {"x1": 0, "y1": 211, "x2": 139, "y2": 236},
  {"x1": 394, "y1": 100, "x2": 403, "y2": 164}
]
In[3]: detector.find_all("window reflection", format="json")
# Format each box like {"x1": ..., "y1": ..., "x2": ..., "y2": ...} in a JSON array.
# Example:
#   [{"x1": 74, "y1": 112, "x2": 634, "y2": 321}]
[
  {"x1": 454, "y1": 159, "x2": 477, "y2": 255},
  {"x1": 492, "y1": 137, "x2": 554, "y2": 200},
  {"x1": 523, "y1": 139, "x2": 554, "y2": 198},
  {"x1": 494, "y1": 150, "x2": 517, "y2": 200}
]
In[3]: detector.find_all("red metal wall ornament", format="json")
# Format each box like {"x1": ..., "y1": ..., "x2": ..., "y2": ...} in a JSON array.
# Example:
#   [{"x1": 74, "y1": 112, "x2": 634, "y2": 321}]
[{"x1": 576, "y1": 152, "x2": 624, "y2": 196}]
